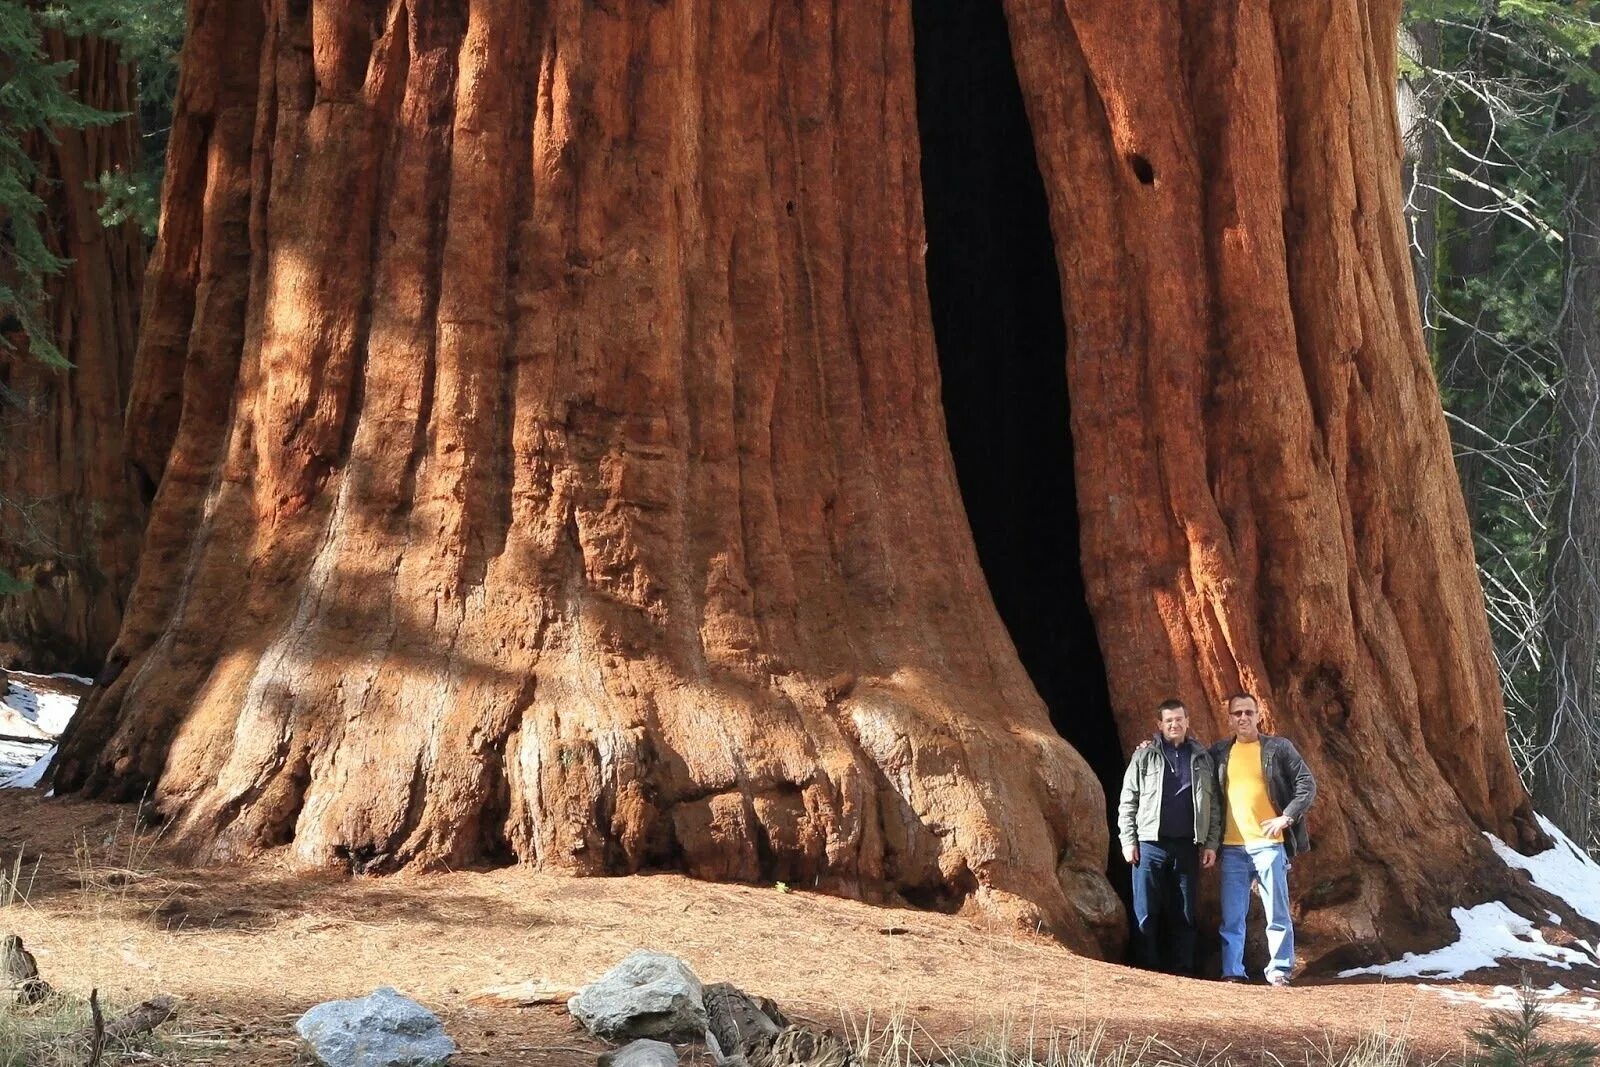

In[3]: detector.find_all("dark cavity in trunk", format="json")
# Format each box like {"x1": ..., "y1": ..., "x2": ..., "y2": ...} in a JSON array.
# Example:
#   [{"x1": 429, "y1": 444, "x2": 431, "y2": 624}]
[{"x1": 910, "y1": 0, "x2": 1129, "y2": 907}]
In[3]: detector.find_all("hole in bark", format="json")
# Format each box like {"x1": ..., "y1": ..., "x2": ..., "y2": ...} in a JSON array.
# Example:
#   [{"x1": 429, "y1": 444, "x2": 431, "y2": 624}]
[
  {"x1": 911, "y1": 0, "x2": 1128, "y2": 900},
  {"x1": 903, "y1": 865, "x2": 980, "y2": 914},
  {"x1": 1128, "y1": 153, "x2": 1156, "y2": 185}
]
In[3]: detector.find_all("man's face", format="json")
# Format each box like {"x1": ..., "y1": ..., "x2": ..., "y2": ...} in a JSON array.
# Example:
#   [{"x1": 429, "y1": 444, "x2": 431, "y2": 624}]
[
  {"x1": 1158, "y1": 706, "x2": 1188, "y2": 743},
  {"x1": 1228, "y1": 697, "x2": 1261, "y2": 741}
]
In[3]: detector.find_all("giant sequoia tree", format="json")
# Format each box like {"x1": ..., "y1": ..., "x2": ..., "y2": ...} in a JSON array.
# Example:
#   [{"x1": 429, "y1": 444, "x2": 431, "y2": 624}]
[
  {"x1": 0, "y1": 26, "x2": 145, "y2": 673},
  {"x1": 55, "y1": 0, "x2": 1563, "y2": 964}
]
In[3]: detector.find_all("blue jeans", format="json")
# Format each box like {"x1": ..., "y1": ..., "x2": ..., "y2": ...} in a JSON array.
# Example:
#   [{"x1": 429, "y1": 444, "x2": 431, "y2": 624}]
[
  {"x1": 1130, "y1": 838, "x2": 1199, "y2": 974},
  {"x1": 1220, "y1": 843, "x2": 1293, "y2": 979}
]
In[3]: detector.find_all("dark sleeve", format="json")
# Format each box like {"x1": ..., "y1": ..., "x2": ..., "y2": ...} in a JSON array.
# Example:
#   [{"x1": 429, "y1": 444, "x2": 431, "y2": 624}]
[
  {"x1": 1204, "y1": 754, "x2": 1223, "y2": 851},
  {"x1": 1280, "y1": 741, "x2": 1317, "y2": 821}
]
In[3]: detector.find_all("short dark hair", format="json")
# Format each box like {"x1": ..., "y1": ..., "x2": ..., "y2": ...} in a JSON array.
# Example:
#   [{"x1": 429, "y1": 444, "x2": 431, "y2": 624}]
[
  {"x1": 1225, "y1": 691, "x2": 1257, "y2": 708},
  {"x1": 1156, "y1": 698, "x2": 1186, "y2": 716}
]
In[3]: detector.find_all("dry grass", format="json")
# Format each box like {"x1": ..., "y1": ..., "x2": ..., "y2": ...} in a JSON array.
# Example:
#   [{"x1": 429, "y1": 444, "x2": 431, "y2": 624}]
[
  {"x1": 0, "y1": 989, "x2": 182, "y2": 1067},
  {"x1": 850, "y1": 1014, "x2": 1199, "y2": 1067},
  {"x1": 1304, "y1": 1030, "x2": 1438, "y2": 1067},
  {"x1": 0, "y1": 822, "x2": 201, "y2": 1065},
  {"x1": 0, "y1": 850, "x2": 38, "y2": 910},
  {"x1": 846, "y1": 1014, "x2": 1439, "y2": 1067}
]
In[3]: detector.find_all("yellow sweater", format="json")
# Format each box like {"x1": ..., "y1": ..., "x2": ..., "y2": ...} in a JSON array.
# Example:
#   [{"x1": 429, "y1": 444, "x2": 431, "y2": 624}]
[{"x1": 1223, "y1": 740, "x2": 1281, "y2": 845}]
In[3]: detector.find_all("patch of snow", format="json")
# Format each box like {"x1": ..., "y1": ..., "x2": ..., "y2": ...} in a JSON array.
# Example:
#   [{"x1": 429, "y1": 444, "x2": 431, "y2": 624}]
[
  {"x1": 1487, "y1": 816, "x2": 1600, "y2": 927},
  {"x1": 1, "y1": 672, "x2": 84, "y2": 736},
  {"x1": 1339, "y1": 902, "x2": 1591, "y2": 980},
  {"x1": 0, "y1": 672, "x2": 84, "y2": 788},
  {"x1": 1, "y1": 749, "x2": 53, "y2": 789},
  {"x1": 1550, "y1": 911, "x2": 1563, "y2": 924},
  {"x1": 0, "y1": 740, "x2": 45, "y2": 783},
  {"x1": 1436, "y1": 984, "x2": 1600, "y2": 1030},
  {"x1": 0, "y1": 703, "x2": 51, "y2": 740}
]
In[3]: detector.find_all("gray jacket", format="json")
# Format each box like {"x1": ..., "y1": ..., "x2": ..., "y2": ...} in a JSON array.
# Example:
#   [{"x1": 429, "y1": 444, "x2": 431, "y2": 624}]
[
  {"x1": 1117, "y1": 735, "x2": 1222, "y2": 851},
  {"x1": 1211, "y1": 733, "x2": 1317, "y2": 857}
]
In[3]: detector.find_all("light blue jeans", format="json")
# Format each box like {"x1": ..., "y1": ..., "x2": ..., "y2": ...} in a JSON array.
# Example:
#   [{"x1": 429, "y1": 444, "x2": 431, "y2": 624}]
[{"x1": 1219, "y1": 843, "x2": 1293, "y2": 980}]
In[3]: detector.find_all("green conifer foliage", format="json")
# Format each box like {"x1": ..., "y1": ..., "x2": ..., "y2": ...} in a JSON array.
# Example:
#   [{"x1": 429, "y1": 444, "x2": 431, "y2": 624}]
[{"x1": 1470, "y1": 982, "x2": 1600, "y2": 1067}]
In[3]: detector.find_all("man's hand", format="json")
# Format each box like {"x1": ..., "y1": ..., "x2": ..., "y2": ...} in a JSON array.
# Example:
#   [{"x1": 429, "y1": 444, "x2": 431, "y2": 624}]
[
  {"x1": 1201, "y1": 848, "x2": 1216, "y2": 869},
  {"x1": 1122, "y1": 843, "x2": 1139, "y2": 865},
  {"x1": 1134, "y1": 739, "x2": 1153, "y2": 753},
  {"x1": 1261, "y1": 815, "x2": 1294, "y2": 837}
]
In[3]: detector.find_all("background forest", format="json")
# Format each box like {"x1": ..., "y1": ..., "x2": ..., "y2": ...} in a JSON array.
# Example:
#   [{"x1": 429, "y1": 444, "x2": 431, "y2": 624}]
[
  {"x1": 1400, "y1": 0, "x2": 1600, "y2": 856},
  {"x1": 3, "y1": 0, "x2": 1600, "y2": 851}
]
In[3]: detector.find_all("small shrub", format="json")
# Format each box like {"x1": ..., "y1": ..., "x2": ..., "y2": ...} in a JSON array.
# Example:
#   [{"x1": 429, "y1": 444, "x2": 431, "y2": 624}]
[{"x1": 1469, "y1": 981, "x2": 1600, "y2": 1067}]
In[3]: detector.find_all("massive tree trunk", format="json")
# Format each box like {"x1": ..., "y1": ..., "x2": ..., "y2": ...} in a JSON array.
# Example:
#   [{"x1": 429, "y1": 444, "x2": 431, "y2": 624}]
[
  {"x1": 1000, "y1": 0, "x2": 1546, "y2": 963},
  {"x1": 0, "y1": 30, "x2": 146, "y2": 675},
  {"x1": 53, "y1": 0, "x2": 1124, "y2": 955},
  {"x1": 1532, "y1": 58, "x2": 1600, "y2": 855},
  {"x1": 57, "y1": 0, "x2": 1553, "y2": 965}
]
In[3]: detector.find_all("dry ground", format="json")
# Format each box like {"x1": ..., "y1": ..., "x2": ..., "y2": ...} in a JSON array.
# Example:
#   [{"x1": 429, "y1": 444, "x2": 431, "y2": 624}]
[{"x1": 0, "y1": 790, "x2": 1594, "y2": 1066}]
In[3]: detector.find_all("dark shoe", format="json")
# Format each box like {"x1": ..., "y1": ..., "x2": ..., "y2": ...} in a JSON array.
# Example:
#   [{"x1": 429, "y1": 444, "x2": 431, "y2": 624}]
[{"x1": 1220, "y1": 976, "x2": 1247, "y2": 983}]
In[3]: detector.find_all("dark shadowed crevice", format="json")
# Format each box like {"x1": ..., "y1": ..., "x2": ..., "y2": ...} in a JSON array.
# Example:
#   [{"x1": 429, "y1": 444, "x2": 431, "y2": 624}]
[{"x1": 910, "y1": 0, "x2": 1129, "y2": 910}]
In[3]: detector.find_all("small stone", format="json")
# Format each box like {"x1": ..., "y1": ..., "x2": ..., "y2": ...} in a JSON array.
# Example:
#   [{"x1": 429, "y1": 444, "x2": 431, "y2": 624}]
[
  {"x1": 598, "y1": 1038, "x2": 679, "y2": 1067},
  {"x1": 568, "y1": 950, "x2": 706, "y2": 1042},
  {"x1": 295, "y1": 987, "x2": 456, "y2": 1066}
]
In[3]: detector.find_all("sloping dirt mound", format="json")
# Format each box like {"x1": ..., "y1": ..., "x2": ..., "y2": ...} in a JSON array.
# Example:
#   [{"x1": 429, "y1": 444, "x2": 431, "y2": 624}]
[{"x1": 0, "y1": 791, "x2": 1595, "y2": 1065}]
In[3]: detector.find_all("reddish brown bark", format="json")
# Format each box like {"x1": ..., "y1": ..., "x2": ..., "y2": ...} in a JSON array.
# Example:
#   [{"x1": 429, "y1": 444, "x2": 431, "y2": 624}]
[
  {"x1": 54, "y1": 0, "x2": 1122, "y2": 955},
  {"x1": 55, "y1": 0, "x2": 1555, "y2": 966},
  {"x1": 0, "y1": 31, "x2": 146, "y2": 674}
]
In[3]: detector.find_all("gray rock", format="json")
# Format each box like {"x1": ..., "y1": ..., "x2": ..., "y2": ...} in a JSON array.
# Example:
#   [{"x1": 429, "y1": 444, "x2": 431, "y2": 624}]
[
  {"x1": 568, "y1": 950, "x2": 706, "y2": 1042},
  {"x1": 598, "y1": 1038, "x2": 679, "y2": 1067},
  {"x1": 295, "y1": 987, "x2": 456, "y2": 1066}
]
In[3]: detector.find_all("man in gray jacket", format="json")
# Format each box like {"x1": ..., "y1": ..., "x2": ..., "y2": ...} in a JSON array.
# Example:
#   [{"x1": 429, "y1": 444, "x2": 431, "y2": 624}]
[{"x1": 1117, "y1": 698, "x2": 1222, "y2": 975}]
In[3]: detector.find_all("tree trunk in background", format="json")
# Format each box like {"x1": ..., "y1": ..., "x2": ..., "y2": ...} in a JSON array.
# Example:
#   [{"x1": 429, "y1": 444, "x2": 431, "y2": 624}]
[
  {"x1": 0, "y1": 30, "x2": 146, "y2": 675},
  {"x1": 1002, "y1": 0, "x2": 1546, "y2": 963},
  {"x1": 1532, "y1": 60, "x2": 1600, "y2": 855},
  {"x1": 1399, "y1": 23, "x2": 1442, "y2": 336},
  {"x1": 1436, "y1": 89, "x2": 1500, "y2": 521},
  {"x1": 56, "y1": 0, "x2": 1556, "y2": 965},
  {"x1": 52, "y1": 0, "x2": 1123, "y2": 956}
]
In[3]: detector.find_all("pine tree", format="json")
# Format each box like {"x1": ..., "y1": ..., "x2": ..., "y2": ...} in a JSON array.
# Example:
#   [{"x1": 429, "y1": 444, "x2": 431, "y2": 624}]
[{"x1": 1470, "y1": 981, "x2": 1600, "y2": 1067}]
